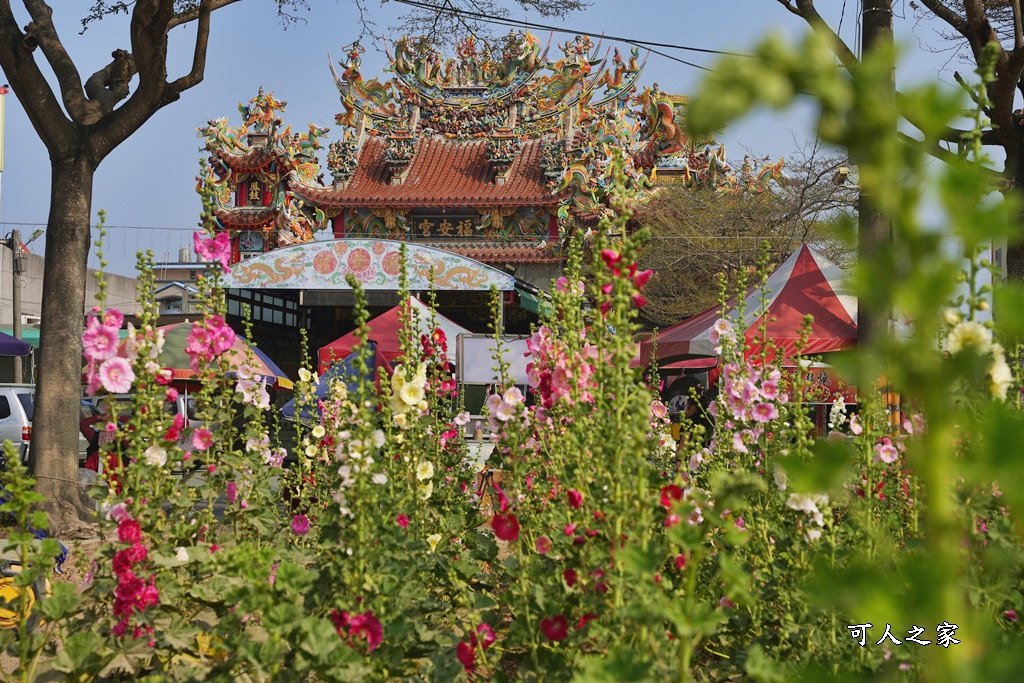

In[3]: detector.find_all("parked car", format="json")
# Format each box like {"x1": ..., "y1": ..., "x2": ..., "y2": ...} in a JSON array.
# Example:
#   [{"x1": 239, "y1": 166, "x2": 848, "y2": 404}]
[{"x1": 0, "y1": 385, "x2": 92, "y2": 469}]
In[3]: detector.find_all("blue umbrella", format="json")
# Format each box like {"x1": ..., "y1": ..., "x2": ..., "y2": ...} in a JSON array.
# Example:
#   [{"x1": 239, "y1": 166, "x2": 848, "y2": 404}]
[{"x1": 281, "y1": 342, "x2": 377, "y2": 421}]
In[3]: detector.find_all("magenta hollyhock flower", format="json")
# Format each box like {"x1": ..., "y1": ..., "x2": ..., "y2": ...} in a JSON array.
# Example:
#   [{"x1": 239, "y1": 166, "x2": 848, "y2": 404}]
[
  {"x1": 395, "y1": 514, "x2": 409, "y2": 528},
  {"x1": 291, "y1": 514, "x2": 311, "y2": 536},
  {"x1": 117, "y1": 519, "x2": 142, "y2": 545},
  {"x1": 567, "y1": 489, "x2": 583, "y2": 509},
  {"x1": 473, "y1": 623, "x2": 496, "y2": 649},
  {"x1": 82, "y1": 322, "x2": 120, "y2": 362},
  {"x1": 226, "y1": 482, "x2": 238, "y2": 504},
  {"x1": 1005, "y1": 610, "x2": 1018, "y2": 622},
  {"x1": 490, "y1": 513, "x2": 520, "y2": 542},
  {"x1": 99, "y1": 357, "x2": 135, "y2": 394},
  {"x1": 457, "y1": 641, "x2": 475, "y2": 673},
  {"x1": 540, "y1": 615, "x2": 569, "y2": 641},
  {"x1": 674, "y1": 553, "x2": 687, "y2": 570},
  {"x1": 347, "y1": 611, "x2": 383, "y2": 652},
  {"x1": 660, "y1": 485, "x2": 684, "y2": 508},
  {"x1": 192, "y1": 428, "x2": 214, "y2": 451},
  {"x1": 751, "y1": 402, "x2": 779, "y2": 423},
  {"x1": 563, "y1": 523, "x2": 577, "y2": 536},
  {"x1": 535, "y1": 536, "x2": 552, "y2": 554}
]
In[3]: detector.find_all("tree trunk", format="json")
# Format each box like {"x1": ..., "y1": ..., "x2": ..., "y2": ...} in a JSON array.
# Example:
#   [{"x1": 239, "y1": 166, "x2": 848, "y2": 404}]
[{"x1": 31, "y1": 154, "x2": 99, "y2": 538}]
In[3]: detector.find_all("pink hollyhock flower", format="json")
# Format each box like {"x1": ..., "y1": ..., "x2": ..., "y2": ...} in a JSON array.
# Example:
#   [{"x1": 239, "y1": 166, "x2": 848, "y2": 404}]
[
  {"x1": 82, "y1": 323, "x2": 120, "y2": 362},
  {"x1": 166, "y1": 387, "x2": 179, "y2": 402},
  {"x1": 874, "y1": 439, "x2": 899, "y2": 464},
  {"x1": 751, "y1": 402, "x2": 779, "y2": 423},
  {"x1": 226, "y1": 482, "x2": 238, "y2": 503},
  {"x1": 193, "y1": 231, "x2": 233, "y2": 272},
  {"x1": 99, "y1": 357, "x2": 135, "y2": 394},
  {"x1": 102, "y1": 308, "x2": 125, "y2": 328},
  {"x1": 535, "y1": 536, "x2": 552, "y2": 554},
  {"x1": 108, "y1": 503, "x2": 132, "y2": 524},
  {"x1": 563, "y1": 523, "x2": 577, "y2": 536},
  {"x1": 1005, "y1": 610, "x2": 1018, "y2": 622},
  {"x1": 490, "y1": 513, "x2": 520, "y2": 541},
  {"x1": 563, "y1": 569, "x2": 577, "y2": 587},
  {"x1": 208, "y1": 320, "x2": 236, "y2": 356},
  {"x1": 540, "y1": 615, "x2": 569, "y2": 641},
  {"x1": 719, "y1": 596, "x2": 736, "y2": 608},
  {"x1": 192, "y1": 428, "x2": 214, "y2": 451},
  {"x1": 567, "y1": 489, "x2": 583, "y2": 509},
  {"x1": 291, "y1": 514, "x2": 311, "y2": 536},
  {"x1": 457, "y1": 641, "x2": 475, "y2": 673},
  {"x1": 395, "y1": 514, "x2": 409, "y2": 528},
  {"x1": 632, "y1": 293, "x2": 647, "y2": 308},
  {"x1": 660, "y1": 485, "x2": 683, "y2": 508},
  {"x1": 850, "y1": 414, "x2": 864, "y2": 435}
]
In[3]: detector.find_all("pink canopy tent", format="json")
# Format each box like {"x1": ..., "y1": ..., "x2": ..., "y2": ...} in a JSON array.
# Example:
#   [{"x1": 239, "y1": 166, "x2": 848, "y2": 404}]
[
  {"x1": 641, "y1": 244, "x2": 857, "y2": 365},
  {"x1": 318, "y1": 297, "x2": 471, "y2": 373}
]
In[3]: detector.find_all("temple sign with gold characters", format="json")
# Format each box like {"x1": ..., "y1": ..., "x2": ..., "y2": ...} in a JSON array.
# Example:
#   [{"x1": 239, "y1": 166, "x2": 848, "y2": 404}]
[{"x1": 198, "y1": 32, "x2": 784, "y2": 288}]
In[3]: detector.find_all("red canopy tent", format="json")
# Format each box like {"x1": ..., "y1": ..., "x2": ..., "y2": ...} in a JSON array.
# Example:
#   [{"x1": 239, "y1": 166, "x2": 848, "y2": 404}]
[
  {"x1": 318, "y1": 298, "x2": 471, "y2": 373},
  {"x1": 641, "y1": 244, "x2": 857, "y2": 365}
]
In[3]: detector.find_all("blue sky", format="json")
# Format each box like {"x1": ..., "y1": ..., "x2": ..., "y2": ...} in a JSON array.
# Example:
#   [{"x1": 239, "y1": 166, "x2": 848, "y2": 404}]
[{"x1": 0, "y1": 1, "x2": 958, "y2": 276}]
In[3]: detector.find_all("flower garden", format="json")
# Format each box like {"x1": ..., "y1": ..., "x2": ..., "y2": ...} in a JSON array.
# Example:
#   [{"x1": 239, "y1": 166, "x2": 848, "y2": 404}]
[{"x1": 1, "y1": 32, "x2": 1023, "y2": 683}]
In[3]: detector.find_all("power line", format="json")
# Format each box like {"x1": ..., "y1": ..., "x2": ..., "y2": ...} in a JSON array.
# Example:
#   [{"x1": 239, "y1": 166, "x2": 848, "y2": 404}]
[{"x1": 392, "y1": 0, "x2": 752, "y2": 59}]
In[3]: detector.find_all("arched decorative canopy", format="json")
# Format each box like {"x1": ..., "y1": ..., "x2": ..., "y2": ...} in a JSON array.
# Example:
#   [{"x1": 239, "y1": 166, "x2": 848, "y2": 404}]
[{"x1": 220, "y1": 239, "x2": 516, "y2": 291}]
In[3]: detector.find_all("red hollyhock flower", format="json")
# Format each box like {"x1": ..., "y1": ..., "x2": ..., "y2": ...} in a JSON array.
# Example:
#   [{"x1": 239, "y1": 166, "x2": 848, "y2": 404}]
[
  {"x1": 540, "y1": 615, "x2": 569, "y2": 641},
  {"x1": 567, "y1": 489, "x2": 583, "y2": 509},
  {"x1": 457, "y1": 641, "x2": 475, "y2": 673},
  {"x1": 674, "y1": 553, "x2": 687, "y2": 570},
  {"x1": 563, "y1": 568, "x2": 577, "y2": 587},
  {"x1": 535, "y1": 536, "x2": 552, "y2": 554},
  {"x1": 491, "y1": 513, "x2": 520, "y2": 541},
  {"x1": 576, "y1": 612, "x2": 598, "y2": 630},
  {"x1": 660, "y1": 485, "x2": 684, "y2": 508}
]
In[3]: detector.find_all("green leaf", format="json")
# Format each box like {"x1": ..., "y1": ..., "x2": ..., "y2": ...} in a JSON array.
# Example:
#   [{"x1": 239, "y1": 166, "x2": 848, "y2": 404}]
[
  {"x1": 617, "y1": 540, "x2": 667, "y2": 578},
  {"x1": 570, "y1": 644, "x2": 652, "y2": 682},
  {"x1": 37, "y1": 581, "x2": 79, "y2": 620},
  {"x1": 51, "y1": 631, "x2": 105, "y2": 673},
  {"x1": 744, "y1": 643, "x2": 786, "y2": 683}
]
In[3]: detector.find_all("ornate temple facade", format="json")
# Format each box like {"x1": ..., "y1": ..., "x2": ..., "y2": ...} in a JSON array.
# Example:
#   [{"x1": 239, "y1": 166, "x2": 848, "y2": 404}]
[{"x1": 197, "y1": 32, "x2": 782, "y2": 344}]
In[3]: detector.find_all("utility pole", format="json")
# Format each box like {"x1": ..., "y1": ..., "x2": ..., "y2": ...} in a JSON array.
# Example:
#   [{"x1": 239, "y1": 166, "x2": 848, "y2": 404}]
[
  {"x1": 857, "y1": 0, "x2": 894, "y2": 348},
  {"x1": 11, "y1": 227, "x2": 21, "y2": 382}
]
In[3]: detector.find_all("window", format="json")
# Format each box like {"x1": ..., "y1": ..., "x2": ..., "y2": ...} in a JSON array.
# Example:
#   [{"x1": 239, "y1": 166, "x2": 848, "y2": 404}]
[
  {"x1": 228, "y1": 300, "x2": 240, "y2": 316},
  {"x1": 273, "y1": 309, "x2": 283, "y2": 324},
  {"x1": 17, "y1": 394, "x2": 33, "y2": 421},
  {"x1": 0, "y1": 397, "x2": 9, "y2": 419}
]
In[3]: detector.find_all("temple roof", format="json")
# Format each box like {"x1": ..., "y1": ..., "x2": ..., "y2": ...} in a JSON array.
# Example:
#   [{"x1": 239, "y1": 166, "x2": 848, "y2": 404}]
[
  {"x1": 287, "y1": 135, "x2": 559, "y2": 209},
  {"x1": 214, "y1": 205, "x2": 278, "y2": 229}
]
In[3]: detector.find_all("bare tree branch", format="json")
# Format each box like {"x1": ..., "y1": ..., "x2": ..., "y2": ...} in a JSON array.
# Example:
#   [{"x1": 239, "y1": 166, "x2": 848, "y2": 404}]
[{"x1": 0, "y1": 1, "x2": 74, "y2": 149}]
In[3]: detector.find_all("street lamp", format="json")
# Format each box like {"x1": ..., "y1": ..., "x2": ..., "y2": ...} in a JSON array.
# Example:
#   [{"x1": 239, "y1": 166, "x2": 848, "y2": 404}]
[{"x1": 4, "y1": 228, "x2": 43, "y2": 382}]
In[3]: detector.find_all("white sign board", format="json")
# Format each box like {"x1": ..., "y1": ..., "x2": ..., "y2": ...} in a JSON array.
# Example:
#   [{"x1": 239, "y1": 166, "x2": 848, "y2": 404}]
[{"x1": 456, "y1": 334, "x2": 531, "y2": 385}]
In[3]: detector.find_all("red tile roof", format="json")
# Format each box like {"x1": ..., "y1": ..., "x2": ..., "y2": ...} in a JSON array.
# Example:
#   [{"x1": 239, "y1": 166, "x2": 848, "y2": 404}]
[
  {"x1": 433, "y1": 241, "x2": 563, "y2": 264},
  {"x1": 215, "y1": 205, "x2": 277, "y2": 229},
  {"x1": 287, "y1": 136, "x2": 560, "y2": 209},
  {"x1": 211, "y1": 147, "x2": 278, "y2": 172}
]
